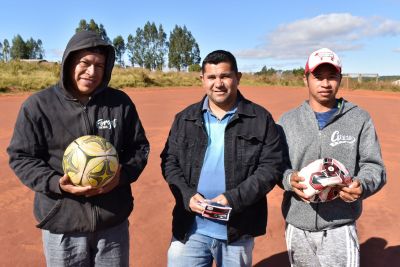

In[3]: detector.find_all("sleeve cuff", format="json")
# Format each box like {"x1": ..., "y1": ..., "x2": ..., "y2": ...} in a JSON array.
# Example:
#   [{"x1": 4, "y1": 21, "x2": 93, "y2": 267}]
[
  {"x1": 283, "y1": 170, "x2": 295, "y2": 191},
  {"x1": 49, "y1": 175, "x2": 62, "y2": 194}
]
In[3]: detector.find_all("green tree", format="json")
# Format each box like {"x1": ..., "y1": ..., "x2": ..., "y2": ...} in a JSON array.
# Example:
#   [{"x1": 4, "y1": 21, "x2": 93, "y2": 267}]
[
  {"x1": 155, "y1": 24, "x2": 168, "y2": 70},
  {"x1": 168, "y1": 25, "x2": 200, "y2": 71},
  {"x1": 188, "y1": 64, "x2": 201, "y2": 72},
  {"x1": 127, "y1": 22, "x2": 168, "y2": 70},
  {"x1": 25, "y1": 37, "x2": 36, "y2": 59},
  {"x1": 17, "y1": 37, "x2": 44, "y2": 59},
  {"x1": 75, "y1": 19, "x2": 111, "y2": 43},
  {"x1": 35, "y1": 39, "x2": 44, "y2": 59},
  {"x1": 142, "y1": 22, "x2": 160, "y2": 69},
  {"x1": 113, "y1": 35, "x2": 126, "y2": 66},
  {"x1": 11, "y1": 34, "x2": 27, "y2": 59},
  {"x1": 256, "y1": 65, "x2": 277, "y2": 75},
  {"x1": 3, "y1": 39, "x2": 10, "y2": 62},
  {"x1": 126, "y1": 34, "x2": 136, "y2": 66},
  {"x1": 0, "y1": 42, "x2": 3, "y2": 61},
  {"x1": 127, "y1": 28, "x2": 145, "y2": 67},
  {"x1": 98, "y1": 24, "x2": 111, "y2": 44},
  {"x1": 88, "y1": 19, "x2": 98, "y2": 32},
  {"x1": 76, "y1": 19, "x2": 88, "y2": 32},
  {"x1": 292, "y1": 67, "x2": 305, "y2": 76}
]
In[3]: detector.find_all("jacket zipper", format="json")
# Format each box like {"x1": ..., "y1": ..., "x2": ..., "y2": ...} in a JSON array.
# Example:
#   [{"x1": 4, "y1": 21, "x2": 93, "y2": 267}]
[
  {"x1": 316, "y1": 127, "x2": 322, "y2": 230},
  {"x1": 92, "y1": 205, "x2": 98, "y2": 231},
  {"x1": 310, "y1": 101, "x2": 344, "y2": 231},
  {"x1": 82, "y1": 105, "x2": 93, "y2": 135},
  {"x1": 81, "y1": 104, "x2": 97, "y2": 231}
]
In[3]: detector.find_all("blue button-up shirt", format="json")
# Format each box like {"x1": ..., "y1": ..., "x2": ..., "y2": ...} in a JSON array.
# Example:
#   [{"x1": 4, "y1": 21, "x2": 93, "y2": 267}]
[{"x1": 192, "y1": 97, "x2": 237, "y2": 240}]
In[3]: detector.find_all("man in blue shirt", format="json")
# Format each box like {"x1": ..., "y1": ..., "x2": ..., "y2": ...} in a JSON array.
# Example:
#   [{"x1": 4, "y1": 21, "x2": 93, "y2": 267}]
[{"x1": 161, "y1": 50, "x2": 283, "y2": 267}]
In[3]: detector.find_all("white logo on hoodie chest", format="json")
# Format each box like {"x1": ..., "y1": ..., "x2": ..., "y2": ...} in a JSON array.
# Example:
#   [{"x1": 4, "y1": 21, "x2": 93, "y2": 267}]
[
  {"x1": 330, "y1": 130, "x2": 356, "y2": 147},
  {"x1": 97, "y1": 119, "x2": 117, "y2": 130}
]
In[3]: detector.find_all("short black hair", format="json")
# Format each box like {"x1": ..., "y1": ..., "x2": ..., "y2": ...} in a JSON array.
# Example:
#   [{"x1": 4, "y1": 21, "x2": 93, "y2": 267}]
[{"x1": 201, "y1": 50, "x2": 238, "y2": 74}]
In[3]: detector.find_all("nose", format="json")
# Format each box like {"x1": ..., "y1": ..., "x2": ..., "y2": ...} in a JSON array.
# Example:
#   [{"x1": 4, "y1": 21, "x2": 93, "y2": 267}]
[
  {"x1": 215, "y1": 77, "x2": 224, "y2": 87},
  {"x1": 320, "y1": 78, "x2": 329, "y2": 87},
  {"x1": 85, "y1": 65, "x2": 96, "y2": 76}
]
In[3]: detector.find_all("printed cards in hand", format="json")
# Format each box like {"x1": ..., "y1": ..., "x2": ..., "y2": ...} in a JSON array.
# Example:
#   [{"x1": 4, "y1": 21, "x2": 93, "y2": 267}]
[{"x1": 199, "y1": 200, "x2": 232, "y2": 221}]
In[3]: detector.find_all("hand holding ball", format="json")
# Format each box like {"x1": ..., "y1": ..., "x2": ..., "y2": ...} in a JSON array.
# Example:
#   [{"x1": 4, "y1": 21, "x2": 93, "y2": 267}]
[{"x1": 298, "y1": 158, "x2": 352, "y2": 202}]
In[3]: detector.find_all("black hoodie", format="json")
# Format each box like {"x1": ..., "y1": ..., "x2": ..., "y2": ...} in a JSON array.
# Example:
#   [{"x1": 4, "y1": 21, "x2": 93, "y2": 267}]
[{"x1": 7, "y1": 31, "x2": 150, "y2": 233}]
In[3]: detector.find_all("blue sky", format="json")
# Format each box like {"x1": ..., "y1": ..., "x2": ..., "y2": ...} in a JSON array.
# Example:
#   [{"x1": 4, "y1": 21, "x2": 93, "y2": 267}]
[{"x1": 1, "y1": 0, "x2": 399, "y2": 75}]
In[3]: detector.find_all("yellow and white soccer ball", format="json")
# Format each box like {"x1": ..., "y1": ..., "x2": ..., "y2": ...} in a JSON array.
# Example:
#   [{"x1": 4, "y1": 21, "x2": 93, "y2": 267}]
[{"x1": 62, "y1": 135, "x2": 119, "y2": 187}]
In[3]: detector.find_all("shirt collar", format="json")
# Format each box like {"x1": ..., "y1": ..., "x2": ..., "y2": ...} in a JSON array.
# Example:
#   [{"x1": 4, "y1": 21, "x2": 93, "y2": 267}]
[{"x1": 202, "y1": 96, "x2": 238, "y2": 115}]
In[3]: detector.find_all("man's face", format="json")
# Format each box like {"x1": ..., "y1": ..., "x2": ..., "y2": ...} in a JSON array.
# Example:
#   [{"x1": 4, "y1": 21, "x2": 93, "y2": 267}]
[
  {"x1": 201, "y1": 62, "x2": 241, "y2": 111},
  {"x1": 304, "y1": 63, "x2": 341, "y2": 108},
  {"x1": 69, "y1": 50, "x2": 106, "y2": 98}
]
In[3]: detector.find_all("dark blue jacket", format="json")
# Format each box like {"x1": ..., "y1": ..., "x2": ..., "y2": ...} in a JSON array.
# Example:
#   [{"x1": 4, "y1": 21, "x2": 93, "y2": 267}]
[
  {"x1": 161, "y1": 92, "x2": 283, "y2": 243},
  {"x1": 7, "y1": 31, "x2": 149, "y2": 233}
]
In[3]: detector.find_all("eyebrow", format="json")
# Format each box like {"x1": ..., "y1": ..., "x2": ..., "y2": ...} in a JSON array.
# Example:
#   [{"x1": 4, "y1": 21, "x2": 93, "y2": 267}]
[
  {"x1": 79, "y1": 59, "x2": 105, "y2": 67},
  {"x1": 205, "y1": 71, "x2": 233, "y2": 77}
]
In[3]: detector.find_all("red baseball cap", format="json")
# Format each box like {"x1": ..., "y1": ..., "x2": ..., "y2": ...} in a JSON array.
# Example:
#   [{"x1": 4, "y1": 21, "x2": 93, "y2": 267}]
[{"x1": 305, "y1": 48, "x2": 342, "y2": 74}]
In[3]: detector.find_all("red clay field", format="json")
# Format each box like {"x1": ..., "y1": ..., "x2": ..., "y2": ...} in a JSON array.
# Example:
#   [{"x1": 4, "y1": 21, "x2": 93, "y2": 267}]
[{"x1": 0, "y1": 86, "x2": 399, "y2": 266}]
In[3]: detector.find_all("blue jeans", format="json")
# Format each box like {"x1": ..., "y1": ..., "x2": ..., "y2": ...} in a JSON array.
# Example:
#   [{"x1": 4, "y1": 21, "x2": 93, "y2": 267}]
[
  {"x1": 168, "y1": 232, "x2": 254, "y2": 267},
  {"x1": 42, "y1": 220, "x2": 129, "y2": 267}
]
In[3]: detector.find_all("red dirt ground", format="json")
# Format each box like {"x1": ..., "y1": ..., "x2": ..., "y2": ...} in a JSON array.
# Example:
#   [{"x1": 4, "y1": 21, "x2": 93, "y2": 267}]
[{"x1": 0, "y1": 86, "x2": 399, "y2": 266}]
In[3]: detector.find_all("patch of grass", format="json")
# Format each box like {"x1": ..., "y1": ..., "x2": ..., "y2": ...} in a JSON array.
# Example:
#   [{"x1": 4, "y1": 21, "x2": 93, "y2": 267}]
[
  {"x1": 110, "y1": 67, "x2": 201, "y2": 88},
  {"x1": 1, "y1": 61, "x2": 399, "y2": 93},
  {"x1": 342, "y1": 78, "x2": 400, "y2": 92},
  {"x1": 0, "y1": 61, "x2": 59, "y2": 92}
]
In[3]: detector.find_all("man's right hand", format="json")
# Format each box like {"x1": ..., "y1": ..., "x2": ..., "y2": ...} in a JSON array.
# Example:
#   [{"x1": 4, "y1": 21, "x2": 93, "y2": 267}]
[
  {"x1": 189, "y1": 193, "x2": 206, "y2": 215},
  {"x1": 290, "y1": 172, "x2": 310, "y2": 202}
]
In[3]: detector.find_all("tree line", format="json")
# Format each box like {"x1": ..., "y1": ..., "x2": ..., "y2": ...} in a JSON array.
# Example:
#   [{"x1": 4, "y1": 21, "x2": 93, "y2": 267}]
[
  {"x1": 1, "y1": 19, "x2": 201, "y2": 72},
  {"x1": 0, "y1": 35, "x2": 44, "y2": 61},
  {"x1": 255, "y1": 65, "x2": 305, "y2": 77},
  {"x1": 75, "y1": 19, "x2": 201, "y2": 71}
]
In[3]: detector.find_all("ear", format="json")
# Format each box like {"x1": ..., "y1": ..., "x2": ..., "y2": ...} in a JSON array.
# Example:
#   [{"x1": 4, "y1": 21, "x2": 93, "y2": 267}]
[
  {"x1": 236, "y1": 72, "x2": 242, "y2": 84},
  {"x1": 303, "y1": 74, "x2": 308, "y2": 87}
]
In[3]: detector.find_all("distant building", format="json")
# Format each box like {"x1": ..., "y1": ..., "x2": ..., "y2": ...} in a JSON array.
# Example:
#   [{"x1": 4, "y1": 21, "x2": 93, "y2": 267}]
[{"x1": 20, "y1": 59, "x2": 48, "y2": 64}]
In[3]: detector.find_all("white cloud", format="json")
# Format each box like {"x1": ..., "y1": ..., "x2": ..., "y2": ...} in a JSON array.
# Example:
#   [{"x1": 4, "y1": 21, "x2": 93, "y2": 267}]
[
  {"x1": 393, "y1": 48, "x2": 400, "y2": 53},
  {"x1": 237, "y1": 13, "x2": 400, "y2": 61},
  {"x1": 365, "y1": 17, "x2": 400, "y2": 36}
]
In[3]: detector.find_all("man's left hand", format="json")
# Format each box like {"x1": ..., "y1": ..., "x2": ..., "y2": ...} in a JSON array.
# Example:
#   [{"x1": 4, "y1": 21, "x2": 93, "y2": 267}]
[{"x1": 339, "y1": 179, "x2": 363, "y2": 202}]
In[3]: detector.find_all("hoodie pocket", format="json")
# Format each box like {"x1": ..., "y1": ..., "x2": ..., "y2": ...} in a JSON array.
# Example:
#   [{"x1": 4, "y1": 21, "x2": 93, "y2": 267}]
[
  {"x1": 36, "y1": 197, "x2": 94, "y2": 233},
  {"x1": 36, "y1": 199, "x2": 63, "y2": 228}
]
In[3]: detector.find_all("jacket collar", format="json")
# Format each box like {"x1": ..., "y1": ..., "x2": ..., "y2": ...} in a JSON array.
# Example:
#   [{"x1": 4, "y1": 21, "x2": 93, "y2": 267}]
[
  {"x1": 303, "y1": 98, "x2": 357, "y2": 118},
  {"x1": 54, "y1": 83, "x2": 107, "y2": 103},
  {"x1": 183, "y1": 90, "x2": 256, "y2": 122}
]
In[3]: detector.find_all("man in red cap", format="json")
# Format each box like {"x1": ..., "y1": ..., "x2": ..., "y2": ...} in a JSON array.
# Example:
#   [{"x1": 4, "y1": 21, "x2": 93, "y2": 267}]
[{"x1": 277, "y1": 48, "x2": 386, "y2": 266}]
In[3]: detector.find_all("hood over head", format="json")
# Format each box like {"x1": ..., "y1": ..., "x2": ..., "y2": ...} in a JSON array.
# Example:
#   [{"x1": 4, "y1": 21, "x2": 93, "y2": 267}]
[{"x1": 60, "y1": 30, "x2": 115, "y2": 94}]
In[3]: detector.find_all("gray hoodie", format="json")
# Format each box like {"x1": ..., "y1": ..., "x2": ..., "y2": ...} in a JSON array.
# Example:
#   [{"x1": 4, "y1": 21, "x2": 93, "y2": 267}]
[{"x1": 278, "y1": 98, "x2": 386, "y2": 231}]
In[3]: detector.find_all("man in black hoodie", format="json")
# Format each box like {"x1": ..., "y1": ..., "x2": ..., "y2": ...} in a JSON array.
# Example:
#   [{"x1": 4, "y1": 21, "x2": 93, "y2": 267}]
[{"x1": 7, "y1": 31, "x2": 149, "y2": 266}]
